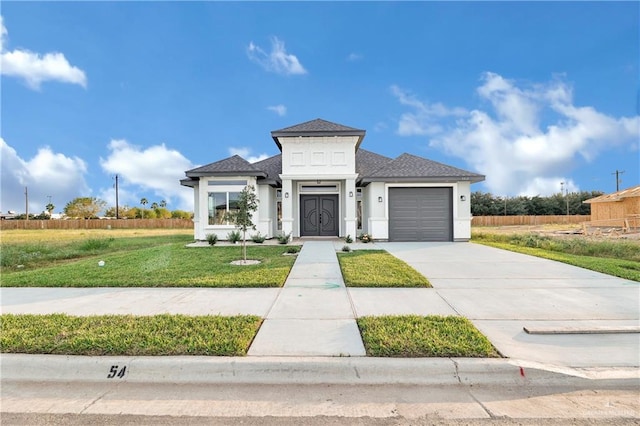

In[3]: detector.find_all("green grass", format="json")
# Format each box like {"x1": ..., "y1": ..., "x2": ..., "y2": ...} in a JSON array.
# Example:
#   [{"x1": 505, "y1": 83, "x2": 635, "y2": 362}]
[
  {"x1": 358, "y1": 315, "x2": 499, "y2": 358},
  {"x1": 0, "y1": 314, "x2": 261, "y2": 356},
  {"x1": 0, "y1": 234, "x2": 193, "y2": 270},
  {"x1": 1, "y1": 243, "x2": 297, "y2": 287},
  {"x1": 337, "y1": 250, "x2": 431, "y2": 287},
  {"x1": 473, "y1": 232, "x2": 640, "y2": 282}
]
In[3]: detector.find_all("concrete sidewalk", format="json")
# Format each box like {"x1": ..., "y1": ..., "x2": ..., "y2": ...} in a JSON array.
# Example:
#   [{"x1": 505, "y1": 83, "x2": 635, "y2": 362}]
[{"x1": 248, "y1": 241, "x2": 366, "y2": 356}]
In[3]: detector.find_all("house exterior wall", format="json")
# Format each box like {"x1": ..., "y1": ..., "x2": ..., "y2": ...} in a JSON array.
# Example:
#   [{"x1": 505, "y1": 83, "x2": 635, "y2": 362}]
[
  {"x1": 194, "y1": 176, "x2": 258, "y2": 241},
  {"x1": 364, "y1": 181, "x2": 472, "y2": 241},
  {"x1": 279, "y1": 136, "x2": 359, "y2": 176},
  {"x1": 591, "y1": 197, "x2": 640, "y2": 221}
]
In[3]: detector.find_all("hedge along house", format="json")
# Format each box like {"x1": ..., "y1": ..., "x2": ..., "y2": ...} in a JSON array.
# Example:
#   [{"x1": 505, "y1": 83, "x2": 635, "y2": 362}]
[{"x1": 181, "y1": 119, "x2": 485, "y2": 242}]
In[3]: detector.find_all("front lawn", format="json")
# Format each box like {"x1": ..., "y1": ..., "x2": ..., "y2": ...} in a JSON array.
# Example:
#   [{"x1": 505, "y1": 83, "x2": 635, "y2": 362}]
[
  {"x1": 0, "y1": 314, "x2": 261, "y2": 356},
  {"x1": 337, "y1": 250, "x2": 431, "y2": 287},
  {"x1": 1, "y1": 243, "x2": 297, "y2": 287},
  {"x1": 357, "y1": 315, "x2": 499, "y2": 358}
]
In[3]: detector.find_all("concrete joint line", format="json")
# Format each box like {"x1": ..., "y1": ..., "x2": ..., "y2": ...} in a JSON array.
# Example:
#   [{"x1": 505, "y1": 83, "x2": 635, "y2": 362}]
[{"x1": 436, "y1": 290, "x2": 462, "y2": 316}]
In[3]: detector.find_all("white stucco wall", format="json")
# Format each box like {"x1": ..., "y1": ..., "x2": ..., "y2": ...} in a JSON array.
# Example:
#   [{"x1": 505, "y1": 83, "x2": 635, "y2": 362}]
[
  {"x1": 363, "y1": 181, "x2": 474, "y2": 241},
  {"x1": 279, "y1": 136, "x2": 358, "y2": 176},
  {"x1": 194, "y1": 176, "x2": 258, "y2": 241}
]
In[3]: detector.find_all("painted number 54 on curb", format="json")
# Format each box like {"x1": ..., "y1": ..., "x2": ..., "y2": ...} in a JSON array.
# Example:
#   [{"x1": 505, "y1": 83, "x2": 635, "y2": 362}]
[{"x1": 107, "y1": 365, "x2": 127, "y2": 379}]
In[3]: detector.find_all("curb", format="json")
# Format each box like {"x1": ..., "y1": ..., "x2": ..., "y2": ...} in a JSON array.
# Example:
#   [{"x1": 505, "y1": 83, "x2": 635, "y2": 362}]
[{"x1": 2, "y1": 354, "x2": 637, "y2": 386}]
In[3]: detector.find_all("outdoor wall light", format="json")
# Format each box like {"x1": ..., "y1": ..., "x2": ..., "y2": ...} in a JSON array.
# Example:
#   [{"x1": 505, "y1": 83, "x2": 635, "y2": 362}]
[
  {"x1": 378, "y1": 196, "x2": 383, "y2": 202},
  {"x1": 349, "y1": 191, "x2": 353, "y2": 197},
  {"x1": 285, "y1": 192, "x2": 289, "y2": 198},
  {"x1": 460, "y1": 195, "x2": 466, "y2": 201}
]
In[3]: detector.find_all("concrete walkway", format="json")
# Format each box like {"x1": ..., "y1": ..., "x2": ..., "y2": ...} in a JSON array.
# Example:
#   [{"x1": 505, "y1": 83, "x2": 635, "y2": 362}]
[{"x1": 247, "y1": 241, "x2": 365, "y2": 356}]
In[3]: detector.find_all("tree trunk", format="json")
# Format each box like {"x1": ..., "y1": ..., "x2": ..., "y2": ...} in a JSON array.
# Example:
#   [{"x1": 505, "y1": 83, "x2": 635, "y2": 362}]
[{"x1": 242, "y1": 230, "x2": 247, "y2": 262}]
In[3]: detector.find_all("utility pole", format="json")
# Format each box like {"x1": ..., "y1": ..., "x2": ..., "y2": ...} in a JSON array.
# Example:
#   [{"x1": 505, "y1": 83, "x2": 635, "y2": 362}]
[
  {"x1": 560, "y1": 182, "x2": 569, "y2": 216},
  {"x1": 612, "y1": 170, "x2": 625, "y2": 192},
  {"x1": 25, "y1": 186, "x2": 29, "y2": 220},
  {"x1": 115, "y1": 174, "x2": 120, "y2": 219}
]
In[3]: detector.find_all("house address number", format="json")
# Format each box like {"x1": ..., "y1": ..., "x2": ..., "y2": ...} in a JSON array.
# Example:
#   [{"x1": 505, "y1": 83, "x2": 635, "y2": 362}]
[{"x1": 107, "y1": 365, "x2": 127, "y2": 379}]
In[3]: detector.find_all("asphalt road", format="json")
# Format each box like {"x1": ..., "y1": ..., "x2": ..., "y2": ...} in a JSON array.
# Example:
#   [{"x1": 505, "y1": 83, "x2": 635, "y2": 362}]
[{"x1": 3, "y1": 413, "x2": 639, "y2": 426}]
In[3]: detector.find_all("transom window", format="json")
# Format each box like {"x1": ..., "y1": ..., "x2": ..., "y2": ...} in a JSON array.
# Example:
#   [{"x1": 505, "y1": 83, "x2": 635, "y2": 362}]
[{"x1": 208, "y1": 192, "x2": 240, "y2": 225}]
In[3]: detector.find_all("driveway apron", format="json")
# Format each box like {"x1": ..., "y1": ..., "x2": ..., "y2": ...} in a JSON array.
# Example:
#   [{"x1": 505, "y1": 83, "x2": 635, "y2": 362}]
[
  {"x1": 378, "y1": 242, "x2": 640, "y2": 368},
  {"x1": 247, "y1": 241, "x2": 366, "y2": 356}
]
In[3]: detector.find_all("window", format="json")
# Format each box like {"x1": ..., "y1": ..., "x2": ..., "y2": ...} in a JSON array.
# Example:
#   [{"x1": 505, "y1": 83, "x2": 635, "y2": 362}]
[
  {"x1": 356, "y1": 188, "x2": 363, "y2": 230},
  {"x1": 208, "y1": 192, "x2": 241, "y2": 225},
  {"x1": 276, "y1": 189, "x2": 282, "y2": 230}
]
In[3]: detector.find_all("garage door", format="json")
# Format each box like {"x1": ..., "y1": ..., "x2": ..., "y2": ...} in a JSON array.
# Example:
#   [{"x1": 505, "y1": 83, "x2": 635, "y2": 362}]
[{"x1": 388, "y1": 187, "x2": 453, "y2": 242}]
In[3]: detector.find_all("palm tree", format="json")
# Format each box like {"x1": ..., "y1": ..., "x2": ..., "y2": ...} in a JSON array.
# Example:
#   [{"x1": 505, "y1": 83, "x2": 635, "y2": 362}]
[
  {"x1": 45, "y1": 203, "x2": 55, "y2": 216},
  {"x1": 159, "y1": 200, "x2": 167, "y2": 208},
  {"x1": 151, "y1": 202, "x2": 159, "y2": 210},
  {"x1": 140, "y1": 198, "x2": 148, "y2": 219}
]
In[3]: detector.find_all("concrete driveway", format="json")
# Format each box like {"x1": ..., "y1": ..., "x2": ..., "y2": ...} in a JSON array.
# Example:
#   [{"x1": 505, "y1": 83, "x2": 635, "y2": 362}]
[{"x1": 377, "y1": 242, "x2": 640, "y2": 370}]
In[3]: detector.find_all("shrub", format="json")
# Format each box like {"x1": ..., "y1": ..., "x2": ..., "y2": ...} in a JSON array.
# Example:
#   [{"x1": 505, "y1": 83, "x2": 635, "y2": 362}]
[
  {"x1": 345, "y1": 234, "x2": 353, "y2": 244},
  {"x1": 251, "y1": 233, "x2": 266, "y2": 244},
  {"x1": 277, "y1": 232, "x2": 291, "y2": 244},
  {"x1": 285, "y1": 246, "x2": 300, "y2": 254},
  {"x1": 206, "y1": 233, "x2": 218, "y2": 246},
  {"x1": 227, "y1": 230, "x2": 242, "y2": 243},
  {"x1": 358, "y1": 233, "x2": 372, "y2": 243},
  {"x1": 342, "y1": 245, "x2": 351, "y2": 252}
]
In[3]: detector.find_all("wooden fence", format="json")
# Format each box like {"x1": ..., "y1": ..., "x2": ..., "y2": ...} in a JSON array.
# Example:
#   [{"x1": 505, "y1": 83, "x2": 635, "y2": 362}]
[
  {"x1": 0, "y1": 218, "x2": 193, "y2": 230},
  {"x1": 472, "y1": 215, "x2": 591, "y2": 227}
]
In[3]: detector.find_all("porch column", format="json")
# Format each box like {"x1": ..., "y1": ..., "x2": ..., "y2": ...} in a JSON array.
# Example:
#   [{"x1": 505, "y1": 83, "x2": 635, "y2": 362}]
[
  {"x1": 281, "y1": 178, "x2": 294, "y2": 238},
  {"x1": 344, "y1": 178, "x2": 357, "y2": 238}
]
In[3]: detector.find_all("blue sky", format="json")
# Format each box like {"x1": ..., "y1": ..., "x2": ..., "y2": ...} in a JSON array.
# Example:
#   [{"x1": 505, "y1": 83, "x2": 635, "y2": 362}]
[{"x1": 1, "y1": 2, "x2": 638, "y2": 215}]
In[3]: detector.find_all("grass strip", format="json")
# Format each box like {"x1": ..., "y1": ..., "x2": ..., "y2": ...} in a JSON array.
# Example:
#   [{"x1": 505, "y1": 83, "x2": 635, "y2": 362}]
[
  {"x1": 357, "y1": 315, "x2": 499, "y2": 358},
  {"x1": 337, "y1": 250, "x2": 431, "y2": 287},
  {"x1": 1, "y1": 245, "x2": 296, "y2": 287},
  {"x1": 0, "y1": 314, "x2": 261, "y2": 356},
  {"x1": 473, "y1": 236, "x2": 640, "y2": 282}
]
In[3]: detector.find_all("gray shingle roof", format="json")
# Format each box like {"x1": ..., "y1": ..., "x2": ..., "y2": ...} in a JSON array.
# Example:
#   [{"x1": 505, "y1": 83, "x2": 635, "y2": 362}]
[
  {"x1": 271, "y1": 118, "x2": 366, "y2": 150},
  {"x1": 252, "y1": 154, "x2": 282, "y2": 185},
  {"x1": 361, "y1": 153, "x2": 485, "y2": 183},
  {"x1": 356, "y1": 149, "x2": 393, "y2": 178},
  {"x1": 272, "y1": 118, "x2": 364, "y2": 133},
  {"x1": 185, "y1": 155, "x2": 266, "y2": 177}
]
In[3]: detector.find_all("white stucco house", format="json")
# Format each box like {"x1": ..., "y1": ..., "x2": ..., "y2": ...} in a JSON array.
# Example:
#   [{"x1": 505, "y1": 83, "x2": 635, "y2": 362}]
[{"x1": 181, "y1": 119, "x2": 484, "y2": 242}]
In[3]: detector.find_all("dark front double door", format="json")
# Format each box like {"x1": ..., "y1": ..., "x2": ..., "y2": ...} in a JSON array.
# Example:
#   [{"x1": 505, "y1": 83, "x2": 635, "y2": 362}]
[{"x1": 300, "y1": 195, "x2": 339, "y2": 237}]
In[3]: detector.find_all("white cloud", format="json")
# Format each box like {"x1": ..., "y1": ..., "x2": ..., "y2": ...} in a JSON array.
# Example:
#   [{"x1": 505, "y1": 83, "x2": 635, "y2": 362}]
[
  {"x1": 0, "y1": 138, "x2": 90, "y2": 214},
  {"x1": 390, "y1": 85, "x2": 466, "y2": 136},
  {"x1": 347, "y1": 52, "x2": 363, "y2": 62},
  {"x1": 247, "y1": 37, "x2": 307, "y2": 75},
  {"x1": 228, "y1": 147, "x2": 270, "y2": 164},
  {"x1": 267, "y1": 104, "x2": 287, "y2": 116},
  {"x1": 99, "y1": 140, "x2": 195, "y2": 210},
  {"x1": 392, "y1": 73, "x2": 640, "y2": 196},
  {"x1": 0, "y1": 16, "x2": 87, "y2": 90}
]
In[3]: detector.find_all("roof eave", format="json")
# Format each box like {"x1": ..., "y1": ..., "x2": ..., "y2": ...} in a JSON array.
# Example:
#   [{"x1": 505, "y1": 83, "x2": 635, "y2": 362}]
[
  {"x1": 271, "y1": 130, "x2": 366, "y2": 150},
  {"x1": 185, "y1": 171, "x2": 267, "y2": 178},
  {"x1": 360, "y1": 175, "x2": 485, "y2": 184},
  {"x1": 180, "y1": 178, "x2": 196, "y2": 188}
]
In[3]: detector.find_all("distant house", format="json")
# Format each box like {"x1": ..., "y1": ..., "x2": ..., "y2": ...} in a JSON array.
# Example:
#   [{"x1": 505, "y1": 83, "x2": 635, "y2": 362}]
[
  {"x1": 181, "y1": 119, "x2": 484, "y2": 242},
  {"x1": 584, "y1": 185, "x2": 640, "y2": 230}
]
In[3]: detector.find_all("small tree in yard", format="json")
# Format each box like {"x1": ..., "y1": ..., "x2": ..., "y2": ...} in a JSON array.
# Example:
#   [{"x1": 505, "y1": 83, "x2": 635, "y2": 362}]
[{"x1": 225, "y1": 185, "x2": 259, "y2": 263}]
